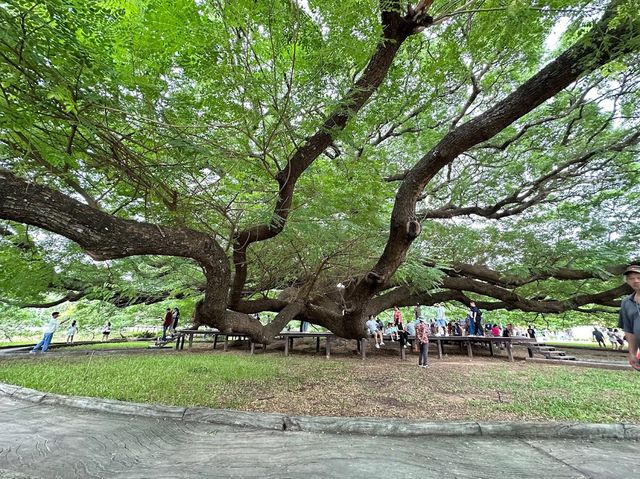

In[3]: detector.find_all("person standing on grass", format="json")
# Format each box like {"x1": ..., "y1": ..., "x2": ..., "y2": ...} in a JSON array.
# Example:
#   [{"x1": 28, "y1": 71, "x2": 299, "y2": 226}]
[
  {"x1": 414, "y1": 303, "x2": 421, "y2": 321},
  {"x1": 31, "y1": 312, "x2": 68, "y2": 353},
  {"x1": 66, "y1": 320, "x2": 78, "y2": 344},
  {"x1": 613, "y1": 329, "x2": 625, "y2": 350},
  {"x1": 415, "y1": 318, "x2": 429, "y2": 368},
  {"x1": 102, "y1": 322, "x2": 111, "y2": 341},
  {"x1": 606, "y1": 328, "x2": 619, "y2": 349},
  {"x1": 161, "y1": 308, "x2": 173, "y2": 341},
  {"x1": 619, "y1": 265, "x2": 640, "y2": 371}
]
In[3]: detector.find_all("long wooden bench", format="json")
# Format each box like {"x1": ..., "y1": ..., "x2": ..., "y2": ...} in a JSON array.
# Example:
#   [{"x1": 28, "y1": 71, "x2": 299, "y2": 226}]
[
  {"x1": 174, "y1": 329, "x2": 535, "y2": 362},
  {"x1": 175, "y1": 329, "x2": 251, "y2": 352},
  {"x1": 360, "y1": 335, "x2": 536, "y2": 362},
  {"x1": 278, "y1": 332, "x2": 335, "y2": 359}
]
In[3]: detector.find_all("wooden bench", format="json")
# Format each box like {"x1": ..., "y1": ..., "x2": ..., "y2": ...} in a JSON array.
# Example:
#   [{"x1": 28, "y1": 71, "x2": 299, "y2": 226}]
[
  {"x1": 359, "y1": 335, "x2": 535, "y2": 362},
  {"x1": 278, "y1": 332, "x2": 335, "y2": 359},
  {"x1": 175, "y1": 329, "x2": 251, "y2": 352}
]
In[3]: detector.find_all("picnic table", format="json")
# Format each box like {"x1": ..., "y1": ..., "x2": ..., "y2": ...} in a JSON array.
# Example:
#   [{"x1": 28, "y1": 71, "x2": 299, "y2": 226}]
[{"x1": 175, "y1": 329, "x2": 251, "y2": 352}]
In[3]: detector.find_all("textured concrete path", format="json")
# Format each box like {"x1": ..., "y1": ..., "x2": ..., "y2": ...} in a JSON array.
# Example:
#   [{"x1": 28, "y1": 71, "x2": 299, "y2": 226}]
[{"x1": 0, "y1": 395, "x2": 637, "y2": 479}]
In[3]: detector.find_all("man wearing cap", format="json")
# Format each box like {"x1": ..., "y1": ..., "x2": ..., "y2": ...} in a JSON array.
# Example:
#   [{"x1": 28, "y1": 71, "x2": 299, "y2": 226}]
[{"x1": 619, "y1": 265, "x2": 640, "y2": 371}]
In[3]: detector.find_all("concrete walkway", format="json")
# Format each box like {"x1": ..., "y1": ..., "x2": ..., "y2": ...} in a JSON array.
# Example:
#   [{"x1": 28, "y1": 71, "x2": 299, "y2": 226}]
[{"x1": 0, "y1": 396, "x2": 637, "y2": 479}]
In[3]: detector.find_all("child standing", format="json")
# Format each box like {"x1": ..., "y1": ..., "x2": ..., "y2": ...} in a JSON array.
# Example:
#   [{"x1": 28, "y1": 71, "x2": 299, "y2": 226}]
[
  {"x1": 102, "y1": 322, "x2": 111, "y2": 341},
  {"x1": 66, "y1": 320, "x2": 78, "y2": 344}
]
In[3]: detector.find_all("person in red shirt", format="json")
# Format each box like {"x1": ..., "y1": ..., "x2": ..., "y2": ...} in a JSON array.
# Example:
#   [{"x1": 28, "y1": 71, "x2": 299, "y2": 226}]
[
  {"x1": 161, "y1": 308, "x2": 173, "y2": 341},
  {"x1": 393, "y1": 306, "x2": 403, "y2": 326},
  {"x1": 415, "y1": 318, "x2": 429, "y2": 368}
]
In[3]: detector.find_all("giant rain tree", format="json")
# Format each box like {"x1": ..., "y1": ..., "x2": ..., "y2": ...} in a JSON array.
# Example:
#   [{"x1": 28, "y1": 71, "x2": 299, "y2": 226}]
[{"x1": 1, "y1": 0, "x2": 639, "y2": 341}]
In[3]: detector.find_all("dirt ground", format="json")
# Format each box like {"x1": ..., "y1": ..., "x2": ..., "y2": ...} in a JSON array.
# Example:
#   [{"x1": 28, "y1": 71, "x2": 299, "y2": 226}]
[{"x1": 197, "y1": 338, "x2": 634, "y2": 422}]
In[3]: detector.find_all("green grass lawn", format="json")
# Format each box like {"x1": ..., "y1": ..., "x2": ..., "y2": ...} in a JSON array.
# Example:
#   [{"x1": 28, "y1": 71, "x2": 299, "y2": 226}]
[
  {"x1": 0, "y1": 353, "x2": 344, "y2": 410},
  {"x1": 469, "y1": 367, "x2": 638, "y2": 422},
  {"x1": 0, "y1": 351, "x2": 638, "y2": 423},
  {"x1": 0, "y1": 341, "x2": 35, "y2": 348}
]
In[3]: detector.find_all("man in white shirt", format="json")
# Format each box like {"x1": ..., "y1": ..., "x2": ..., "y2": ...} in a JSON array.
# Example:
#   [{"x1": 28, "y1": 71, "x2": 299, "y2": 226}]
[{"x1": 31, "y1": 312, "x2": 68, "y2": 353}]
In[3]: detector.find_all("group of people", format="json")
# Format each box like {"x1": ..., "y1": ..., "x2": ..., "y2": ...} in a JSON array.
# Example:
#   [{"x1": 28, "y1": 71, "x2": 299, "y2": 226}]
[
  {"x1": 30, "y1": 313, "x2": 110, "y2": 353},
  {"x1": 592, "y1": 327, "x2": 626, "y2": 349},
  {"x1": 29, "y1": 306, "x2": 181, "y2": 353},
  {"x1": 365, "y1": 303, "x2": 491, "y2": 368},
  {"x1": 366, "y1": 306, "x2": 431, "y2": 367}
]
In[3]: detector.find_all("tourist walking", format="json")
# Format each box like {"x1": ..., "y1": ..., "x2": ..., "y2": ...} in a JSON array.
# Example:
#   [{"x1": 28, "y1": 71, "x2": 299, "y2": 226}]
[
  {"x1": 613, "y1": 329, "x2": 625, "y2": 350},
  {"x1": 592, "y1": 327, "x2": 606, "y2": 348},
  {"x1": 606, "y1": 328, "x2": 619, "y2": 349},
  {"x1": 31, "y1": 312, "x2": 68, "y2": 353}
]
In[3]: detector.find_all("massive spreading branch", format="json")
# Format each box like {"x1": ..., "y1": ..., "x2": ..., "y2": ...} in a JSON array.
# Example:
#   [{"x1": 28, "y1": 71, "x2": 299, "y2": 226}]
[
  {"x1": 351, "y1": 0, "x2": 640, "y2": 304},
  {"x1": 229, "y1": 1, "x2": 435, "y2": 306}
]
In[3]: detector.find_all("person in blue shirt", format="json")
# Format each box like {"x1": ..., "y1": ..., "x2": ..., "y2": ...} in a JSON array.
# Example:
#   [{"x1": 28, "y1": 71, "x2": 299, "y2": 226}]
[
  {"x1": 365, "y1": 315, "x2": 384, "y2": 349},
  {"x1": 435, "y1": 303, "x2": 447, "y2": 335}
]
